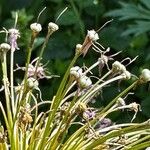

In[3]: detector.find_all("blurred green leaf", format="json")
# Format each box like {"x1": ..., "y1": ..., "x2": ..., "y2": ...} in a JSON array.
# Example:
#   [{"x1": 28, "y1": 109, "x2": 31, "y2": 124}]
[
  {"x1": 105, "y1": 0, "x2": 150, "y2": 36},
  {"x1": 56, "y1": 9, "x2": 78, "y2": 25},
  {"x1": 130, "y1": 34, "x2": 148, "y2": 49}
]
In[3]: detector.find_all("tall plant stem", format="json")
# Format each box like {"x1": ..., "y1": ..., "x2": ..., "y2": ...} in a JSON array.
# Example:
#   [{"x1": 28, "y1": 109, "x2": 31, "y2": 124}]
[
  {"x1": 1, "y1": 52, "x2": 13, "y2": 130},
  {"x1": 10, "y1": 48, "x2": 15, "y2": 117},
  {"x1": 37, "y1": 53, "x2": 79, "y2": 150}
]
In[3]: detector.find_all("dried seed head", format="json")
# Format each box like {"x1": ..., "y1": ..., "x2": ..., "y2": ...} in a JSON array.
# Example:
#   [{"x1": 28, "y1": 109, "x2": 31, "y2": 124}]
[
  {"x1": 78, "y1": 102, "x2": 87, "y2": 112},
  {"x1": 0, "y1": 43, "x2": 11, "y2": 52},
  {"x1": 19, "y1": 105, "x2": 33, "y2": 131},
  {"x1": 27, "y1": 77, "x2": 39, "y2": 89},
  {"x1": 112, "y1": 61, "x2": 126, "y2": 73},
  {"x1": 30, "y1": 23, "x2": 42, "y2": 33},
  {"x1": 48, "y1": 22, "x2": 59, "y2": 33},
  {"x1": 140, "y1": 69, "x2": 150, "y2": 83},
  {"x1": 117, "y1": 97, "x2": 126, "y2": 107},
  {"x1": 83, "y1": 110, "x2": 95, "y2": 120},
  {"x1": 79, "y1": 75, "x2": 92, "y2": 88},
  {"x1": 87, "y1": 30, "x2": 99, "y2": 41},
  {"x1": 70, "y1": 66, "x2": 83, "y2": 79},
  {"x1": 122, "y1": 70, "x2": 131, "y2": 80}
]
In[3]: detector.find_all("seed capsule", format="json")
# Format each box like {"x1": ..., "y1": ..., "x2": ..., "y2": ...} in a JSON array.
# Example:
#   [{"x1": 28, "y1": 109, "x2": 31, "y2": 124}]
[{"x1": 30, "y1": 23, "x2": 42, "y2": 33}]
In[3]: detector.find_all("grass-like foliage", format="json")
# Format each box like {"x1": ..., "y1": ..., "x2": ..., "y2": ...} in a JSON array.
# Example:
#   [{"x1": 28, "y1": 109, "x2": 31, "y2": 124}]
[{"x1": 0, "y1": 9, "x2": 150, "y2": 150}]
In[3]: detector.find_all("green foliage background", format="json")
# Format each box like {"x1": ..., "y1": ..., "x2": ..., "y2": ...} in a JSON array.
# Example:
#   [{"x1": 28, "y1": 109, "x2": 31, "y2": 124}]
[{"x1": 0, "y1": 0, "x2": 149, "y2": 122}]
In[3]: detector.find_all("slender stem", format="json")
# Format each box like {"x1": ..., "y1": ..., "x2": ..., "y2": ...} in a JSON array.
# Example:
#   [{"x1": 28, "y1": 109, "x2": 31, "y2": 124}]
[
  {"x1": 85, "y1": 122, "x2": 150, "y2": 149},
  {"x1": 34, "y1": 30, "x2": 52, "y2": 75},
  {"x1": 10, "y1": 47, "x2": 15, "y2": 117},
  {"x1": 126, "y1": 134, "x2": 150, "y2": 148},
  {"x1": 100, "y1": 81, "x2": 138, "y2": 113},
  {"x1": 37, "y1": 54, "x2": 79, "y2": 150},
  {"x1": 21, "y1": 34, "x2": 36, "y2": 96},
  {"x1": 1, "y1": 52, "x2": 13, "y2": 127},
  {"x1": 82, "y1": 74, "x2": 124, "y2": 103}
]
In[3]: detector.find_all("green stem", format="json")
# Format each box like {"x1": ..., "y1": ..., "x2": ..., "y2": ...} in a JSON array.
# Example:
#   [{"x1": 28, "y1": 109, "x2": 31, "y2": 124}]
[
  {"x1": 85, "y1": 122, "x2": 150, "y2": 150},
  {"x1": 21, "y1": 34, "x2": 36, "y2": 99},
  {"x1": 50, "y1": 93, "x2": 78, "y2": 149},
  {"x1": 126, "y1": 134, "x2": 150, "y2": 148},
  {"x1": 127, "y1": 141, "x2": 150, "y2": 150},
  {"x1": 37, "y1": 54, "x2": 79, "y2": 150},
  {"x1": 100, "y1": 81, "x2": 138, "y2": 114},
  {"x1": 62, "y1": 80, "x2": 138, "y2": 149},
  {"x1": 10, "y1": 47, "x2": 15, "y2": 118},
  {"x1": 34, "y1": 30, "x2": 51, "y2": 71},
  {"x1": 1, "y1": 52, "x2": 13, "y2": 127}
]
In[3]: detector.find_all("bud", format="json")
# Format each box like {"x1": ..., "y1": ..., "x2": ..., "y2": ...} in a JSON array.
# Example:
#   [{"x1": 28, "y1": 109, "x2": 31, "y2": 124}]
[
  {"x1": 75, "y1": 44, "x2": 82, "y2": 55},
  {"x1": 140, "y1": 69, "x2": 150, "y2": 83},
  {"x1": 30, "y1": 23, "x2": 42, "y2": 33},
  {"x1": 79, "y1": 75, "x2": 92, "y2": 88},
  {"x1": 48, "y1": 22, "x2": 59, "y2": 33},
  {"x1": 0, "y1": 43, "x2": 11, "y2": 52},
  {"x1": 70, "y1": 66, "x2": 83, "y2": 79}
]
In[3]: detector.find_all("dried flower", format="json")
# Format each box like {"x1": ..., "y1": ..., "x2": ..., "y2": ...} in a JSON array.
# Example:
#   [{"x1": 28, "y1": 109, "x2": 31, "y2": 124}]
[
  {"x1": 112, "y1": 61, "x2": 126, "y2": 73},
  {"x1": 122, "y1": 70, "x2": 131, "y2": 80},
  {"x1": 117, "y1": 97, "x2": 126, "y2": 107},
  {"x1": 83, "y1": 110, "x2": 95, "y2": 120},
  {"x1": 48, "y1": 22, "x2": 59, "y2": 33},
  {"x1": 140, "y1": 69, "x2": 150, "y2": 83},
  {"x1": 95, "y1": 118, "x2": 112, "y2": 130},
  {"x1": 30, "y1": 23, "x2": 42, "y2": 34},
  {"x1": 27, "y1": 77, "x2": 39, "y2": 89},
  {"x1": 70, "y1": 66, "x2": 83, "y2": 79},
  {"x1": 81, "y1": 29, "x2": 99, "y2": 56},
  {"x1": 0, "y1": 43, "x2": 11, "y2": 53},
  {"x1": 79, "y1": 75, "x2": 92, "y2": 88},
  {"x1": 0, "y1": 126, "x2": 7, "y2": 143},
  {"x1": 18, "y1": 104, "x2": 33, "y2": 131},
  {"x1": 8, "y1": 28, "x2": 20, "y2": 50}
]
